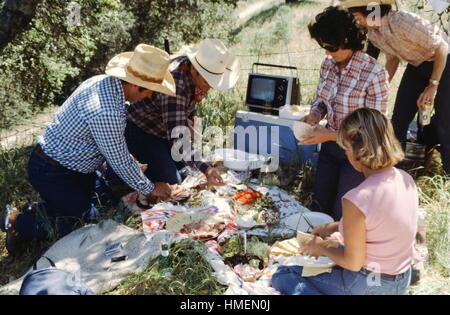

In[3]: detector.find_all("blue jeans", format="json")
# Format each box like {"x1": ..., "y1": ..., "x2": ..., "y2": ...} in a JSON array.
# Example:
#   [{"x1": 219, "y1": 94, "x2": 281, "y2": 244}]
[
  {"x1": 311, "y1": 141, "x2": 365, "y2": 220},
  {"x1": 272, "y1": 265, "x2": 411, "y2": 295},
  {"x1": 106, "y1": 121, "x2": 183, "y2": 189},
  {"x1": 22, "y1": 147, "x2": 97, "y2": 240}
]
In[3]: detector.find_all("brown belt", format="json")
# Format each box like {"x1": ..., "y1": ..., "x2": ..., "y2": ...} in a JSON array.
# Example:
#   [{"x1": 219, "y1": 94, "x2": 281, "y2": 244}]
[{"x1": 34, "y1": 145, "x2": 64, "y2": 169}]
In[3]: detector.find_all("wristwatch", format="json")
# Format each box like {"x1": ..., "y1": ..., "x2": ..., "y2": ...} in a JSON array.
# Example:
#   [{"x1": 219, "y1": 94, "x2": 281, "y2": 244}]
[{"x1": 429, "y1": 79, "x2": 440, "y2": 86}]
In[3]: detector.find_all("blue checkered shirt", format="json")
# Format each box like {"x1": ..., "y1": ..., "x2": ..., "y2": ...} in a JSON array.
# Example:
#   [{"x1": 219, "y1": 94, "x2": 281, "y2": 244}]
[{"x1": 39, "y1": 75, "x2": 154, "y2": 194}]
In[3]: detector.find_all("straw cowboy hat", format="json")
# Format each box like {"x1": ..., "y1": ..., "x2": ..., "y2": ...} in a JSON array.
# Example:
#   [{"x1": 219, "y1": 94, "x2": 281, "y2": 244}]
[
  {"x1": 184, "y1": 38, "x2": 241, "y2": 91},
  {"x1": 105, "y1": 44, "x2": 176, "y2": 96},
  {"x1": 338, "y1": 0, "x2": 396, "y2": 8}
]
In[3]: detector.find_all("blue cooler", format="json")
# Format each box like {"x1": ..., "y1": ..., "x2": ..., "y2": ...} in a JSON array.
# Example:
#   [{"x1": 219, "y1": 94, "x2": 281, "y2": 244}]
[{"x1": 234, "y1": 110, "x2": 319, "y2": 169}]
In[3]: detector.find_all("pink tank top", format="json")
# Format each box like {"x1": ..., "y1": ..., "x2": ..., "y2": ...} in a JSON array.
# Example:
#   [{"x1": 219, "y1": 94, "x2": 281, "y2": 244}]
[{"x1": 339, "y1": 167, "x2": 418, "y2": 275}]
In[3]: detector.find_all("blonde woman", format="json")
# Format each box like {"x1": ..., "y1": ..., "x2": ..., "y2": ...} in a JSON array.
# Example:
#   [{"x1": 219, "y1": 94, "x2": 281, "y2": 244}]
[{"x1": 272, "y1": 108, "x2": 418, "y2": 295}]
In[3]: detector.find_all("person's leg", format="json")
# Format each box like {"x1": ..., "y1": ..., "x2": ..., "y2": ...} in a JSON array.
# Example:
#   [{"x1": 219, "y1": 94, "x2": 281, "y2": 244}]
[
  {"x1": 22, "y1": 148, "x2": 95, "y2": 240},
  {"x1": 311, "y1": 142, "x2": 340, "y2": 218},
  {"x1": 432, "y1": 59, "x2": 450, "y2": 174},
  {"x1": 333, "y1": 150, "x2": 365, "y2": 219},
  {"x1": 271, "y1": 266, "x2": 322, "y2": 295},
  {"x1": 391, "y1": 64, "x2": 428, "y2": 144},
  {"x1": 272, "y1": 265, "x2": 368, "y2": 295}
]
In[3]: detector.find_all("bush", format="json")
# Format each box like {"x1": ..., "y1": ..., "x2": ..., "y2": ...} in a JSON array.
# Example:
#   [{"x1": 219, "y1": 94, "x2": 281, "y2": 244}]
[{"x1": 0, "y1": 0, "x2": 238, "y2": 130}]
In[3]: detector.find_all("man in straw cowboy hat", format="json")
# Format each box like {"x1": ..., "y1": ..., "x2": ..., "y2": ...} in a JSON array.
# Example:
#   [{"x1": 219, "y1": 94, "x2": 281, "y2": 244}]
[
  {"x1": 1, "y1": 44, "x2": 177, "y2": 255},
  {"x1": 106, "y1": 38, "x2": 241, "y2": 190},
  {"x1": 339, "y1": 0, "x2": 450, "y2": 175}
]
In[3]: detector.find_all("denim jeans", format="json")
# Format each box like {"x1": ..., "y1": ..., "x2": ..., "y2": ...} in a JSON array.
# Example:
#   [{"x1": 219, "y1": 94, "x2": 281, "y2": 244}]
[
  {"x1": 310, "y1": 141, "x2": 365, "y2": 220},
  {"x1": 106, "y1": 121, "x2": 183, "y2": 190},
  {"x1": 272, "y1": 265, "x2": 411, "y2": 295},
  {"x1": 22, "y1": 147, "x2": 96, "y2": 240},
  {"x1": 392, "y1": 57, "x2": 450, "y2": 174}
]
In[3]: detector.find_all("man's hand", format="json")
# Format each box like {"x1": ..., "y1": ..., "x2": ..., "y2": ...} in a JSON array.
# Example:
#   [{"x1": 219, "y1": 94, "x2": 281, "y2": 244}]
[
  {"x1": 147, "y1": 182, "x2": 172, "y2": 201},
  {"x1": 300, "y1": 125, "x2": 336, "y2": 145},
  {"x1": 303, "y1": 111, "x2": 322, "y2": 126},
  {"x1": 205, "y1": 167, "x2": 225, "y2": 186}
]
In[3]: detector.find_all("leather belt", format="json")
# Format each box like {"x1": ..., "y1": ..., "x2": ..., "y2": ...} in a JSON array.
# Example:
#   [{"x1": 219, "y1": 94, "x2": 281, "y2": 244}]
[
  {"x1": 34, "y1": 145, "x2": 64, "y2": 169},
  {"x1": 360, "y1": 268, "x2": 409, "y2": 281}
]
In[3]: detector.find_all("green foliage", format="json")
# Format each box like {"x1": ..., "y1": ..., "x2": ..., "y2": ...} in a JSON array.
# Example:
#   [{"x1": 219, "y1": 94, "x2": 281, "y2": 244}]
[
  {"x1": 112, "y1": 239, "x2": 226, "y2": 295},
  {"x1": 0, "y1": 0, "x2": 238, "y2": 129},
  {"x1": 0, "y1": 146, "x2": 38, "y2": 211}
]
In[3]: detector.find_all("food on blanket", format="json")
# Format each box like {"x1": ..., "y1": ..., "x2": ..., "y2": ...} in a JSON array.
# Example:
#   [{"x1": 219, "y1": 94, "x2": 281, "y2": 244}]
[
  {"x1": 253, "y1": 195, "x2": 280, "y2": 227},
  {"x1": 221, "y1": 235, "x2": 269, "y2": 270},
  {"x1": 186, "y1": 193, "x2": 203, "y2": 208},
  {"x1": 234, "y1": 189, "x2": 262, "y2": 205},
  {"x1": 233, "y1": 263, "x2": 262, "y2": 282},
  {"x1": 179, "y1": 221, "x2": 225, "y2": 240}
]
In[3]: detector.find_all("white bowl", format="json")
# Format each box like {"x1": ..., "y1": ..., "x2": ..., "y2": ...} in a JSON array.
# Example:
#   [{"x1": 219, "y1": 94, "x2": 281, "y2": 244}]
[
  {"x1": 292, "y1": 121, "x2": 314, "y2": 141},
  {"x1": 213, "y1": 148, "x2": 265, "y2": 171},
  {"x1": 284, "y1": 212, "x2": 334, "y2": 232}
]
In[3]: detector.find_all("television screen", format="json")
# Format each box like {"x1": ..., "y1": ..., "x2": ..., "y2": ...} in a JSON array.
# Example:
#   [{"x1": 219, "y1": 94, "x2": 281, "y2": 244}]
[{"x1": 249, "y1": 77, "x2": 276, "y2": 103}]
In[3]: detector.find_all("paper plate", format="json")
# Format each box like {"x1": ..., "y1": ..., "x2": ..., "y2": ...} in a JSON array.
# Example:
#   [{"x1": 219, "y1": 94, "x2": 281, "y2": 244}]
[
  {"x1": 280, "y1": 255, "x2": 336, "y2": 268},
  {"x1": 284, "y1": 212, "x2": 334, "y2": 232},
  {"x1": 292, "y1": 121, "x2": 314, "y2": 141}
]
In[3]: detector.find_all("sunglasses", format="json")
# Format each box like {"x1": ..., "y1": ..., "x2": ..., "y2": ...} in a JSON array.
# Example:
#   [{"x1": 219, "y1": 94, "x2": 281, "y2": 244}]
[{"x1": 319, "y1": 43, "x2": 340, "y2": 53}]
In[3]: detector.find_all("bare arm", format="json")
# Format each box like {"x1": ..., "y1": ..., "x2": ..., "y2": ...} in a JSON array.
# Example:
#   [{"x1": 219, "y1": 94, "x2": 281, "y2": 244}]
[
  {"x1": 305, "y1": 198, "x2": 366, "y2": 272},
  {"x1": 417, "y1": 42, "x2": 449, "y2": 109},
  {"x1": 385, "y1": 54, "x2": 401, "y2": 82}
]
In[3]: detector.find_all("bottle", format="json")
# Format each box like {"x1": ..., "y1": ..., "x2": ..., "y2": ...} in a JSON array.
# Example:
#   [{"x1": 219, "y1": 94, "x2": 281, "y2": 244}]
[
  {"x1": 4, "y1": 204, "x2": 14, "y2": 230},
  {"x1": 419, "y1": 104, "x2": 432, "y2": 126},
  {"x1": 159, "y1": 241, "x2": 173, "y2": 277}
]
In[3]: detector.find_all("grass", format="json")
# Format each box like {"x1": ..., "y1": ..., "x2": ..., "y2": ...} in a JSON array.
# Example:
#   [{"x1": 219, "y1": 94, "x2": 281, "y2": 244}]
[
  {"x1": 0, "y1": 0, "x2": 449, "y2": 295},
  {"x1": 110, "y1": 239, "x2": 226, "y2": 295}
]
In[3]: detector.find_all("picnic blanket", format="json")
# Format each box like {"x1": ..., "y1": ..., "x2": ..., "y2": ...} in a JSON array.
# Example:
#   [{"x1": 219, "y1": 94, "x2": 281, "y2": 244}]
[{"x1": 0, "y1": 220, "x2": 172, "y2": 295}]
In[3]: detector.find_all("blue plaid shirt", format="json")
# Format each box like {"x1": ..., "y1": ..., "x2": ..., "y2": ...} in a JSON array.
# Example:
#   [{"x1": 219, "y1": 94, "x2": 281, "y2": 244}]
[{"x1": 39, "y1": 75, "x2": 154, "y2": 194}]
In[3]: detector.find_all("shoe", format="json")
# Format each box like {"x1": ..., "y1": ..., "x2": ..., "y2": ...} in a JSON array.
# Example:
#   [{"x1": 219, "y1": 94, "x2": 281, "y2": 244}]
[{"x1": 0, "y1": 210, "x2": 25, "y2": 256}]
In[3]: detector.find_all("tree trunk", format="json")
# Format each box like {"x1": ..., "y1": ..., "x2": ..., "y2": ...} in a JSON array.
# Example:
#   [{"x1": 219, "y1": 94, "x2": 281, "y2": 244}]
[{"x1": 0, "y1": 0, "x2": 41, "y2": 50}]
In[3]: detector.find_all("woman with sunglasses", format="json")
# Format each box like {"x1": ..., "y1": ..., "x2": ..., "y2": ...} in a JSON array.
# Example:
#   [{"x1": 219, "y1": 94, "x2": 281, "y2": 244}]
[
  {"x1": 273, "y1": 108, "x2": 418, "y2": 295},
  {"x1": 300, "y1": 6, "x2": 389, "y2": 220},
  {"x1": 339, "y1": 0, "x2": 450, "y2": 176}
]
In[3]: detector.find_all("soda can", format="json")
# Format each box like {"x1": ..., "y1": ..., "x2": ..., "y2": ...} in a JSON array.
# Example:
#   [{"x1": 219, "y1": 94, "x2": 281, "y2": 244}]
[{"x1": 419, "y1": 105, "x2": 432, "y2": 126}]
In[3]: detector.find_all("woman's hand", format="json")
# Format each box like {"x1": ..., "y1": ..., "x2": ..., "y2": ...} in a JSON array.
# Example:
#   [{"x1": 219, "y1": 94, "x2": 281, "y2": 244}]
[
  {"x1": 300, "y1": 125, "x2": 336, "y2": 145},
  {"x1": 312, "y1": 222, "x2": 336, "y2": 238},
  {"x1": 299, "y1": 235, "x2": 325, "y2": 259},
  {"x1": 417, "y1": 85, "x2": 438, "y2": 111},
  {"x1": 304, "y1": 111, "x2": 322, "y2": 126}
]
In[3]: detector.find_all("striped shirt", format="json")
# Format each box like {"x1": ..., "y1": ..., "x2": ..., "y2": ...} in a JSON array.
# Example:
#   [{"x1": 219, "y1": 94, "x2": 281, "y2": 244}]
[
  {"x1": 127, "y1": 56, "x2": 210, "y2": 172},
  {"x1": 39, "y1": 75, "x2": 154, "y2": 194},
  {"x1": 368, "y1": 10, "x2": 450, "y2": 67},
  {"x1": 311, "y1": 51, "x2": 389, "y2": 130}
]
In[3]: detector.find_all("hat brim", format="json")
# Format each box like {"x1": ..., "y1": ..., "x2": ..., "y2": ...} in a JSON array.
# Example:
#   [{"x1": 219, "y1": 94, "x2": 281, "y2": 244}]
[
  {"x1": 185, "y1": 47, "x2": 241, "y2": 92},
  {"x1": 105, "y1": 52, "x2": 176, "y2": 97}
]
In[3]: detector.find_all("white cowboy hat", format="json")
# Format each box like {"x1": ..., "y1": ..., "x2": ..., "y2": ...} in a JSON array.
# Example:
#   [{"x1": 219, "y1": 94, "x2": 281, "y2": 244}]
[
  {"x1": 338, "y1": 0, "x2": 395, "y2": 8},
  {"x1": 105, "y1": 44, "x2": 176, "y2": 96},
  {"x1": 185, "y1": 38, "x2": 241, "y2": 91}
]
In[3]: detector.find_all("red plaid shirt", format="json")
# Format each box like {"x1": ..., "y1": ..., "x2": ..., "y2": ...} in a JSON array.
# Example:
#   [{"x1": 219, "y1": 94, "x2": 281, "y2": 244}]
[
  {"x1": 127, "y1": 56, "x2": 210, "y2": 172},
  {"x1": 311, "y1": 51, "x2": 389, "y2": 130}
]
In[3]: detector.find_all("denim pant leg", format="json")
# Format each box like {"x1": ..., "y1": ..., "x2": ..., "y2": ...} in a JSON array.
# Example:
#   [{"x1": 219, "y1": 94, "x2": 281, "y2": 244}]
[
  {"x1": 433, "y1": 59, "x2": 450, "y2": 174},
  {"x1": 23, "y1": 149, "x2": 96, "y2": 240},
  {"x1": 391, "y1": 64, "x2": 427, "y2": 145},
  {"x1": 272, "y1": 265, "x2": 369, "y2": 295},
  {"x1": 125, "y1": 121, "x2": 182, "y2": 184},
  {"x1": 311, "y1": 142, "x2": 340, "y2": 218}
]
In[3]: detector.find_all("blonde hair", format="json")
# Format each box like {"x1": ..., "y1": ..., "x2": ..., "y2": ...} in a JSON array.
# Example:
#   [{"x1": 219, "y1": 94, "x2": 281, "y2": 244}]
[{"x1": 337, "y1": 108, "x2": 404, "y2": 170}]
